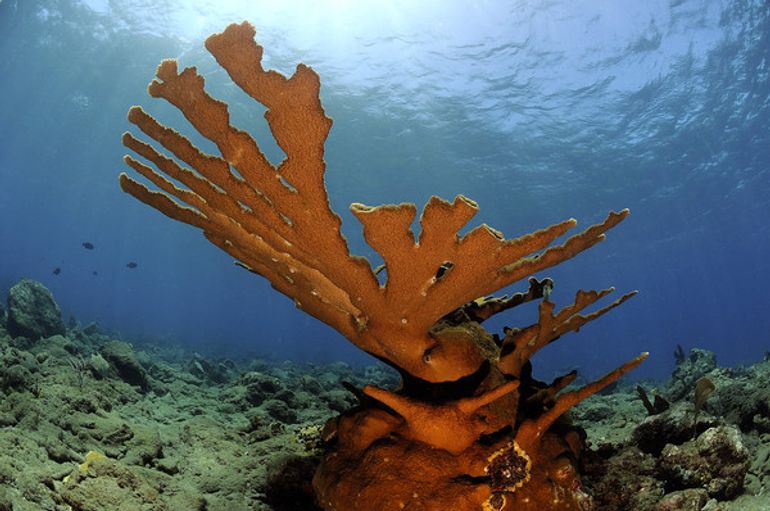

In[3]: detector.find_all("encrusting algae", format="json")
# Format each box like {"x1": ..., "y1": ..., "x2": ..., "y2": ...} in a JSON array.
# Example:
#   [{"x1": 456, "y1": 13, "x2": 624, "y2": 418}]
[{"x1": 120, "y1": 21, "x2": 646, "y2": 511}]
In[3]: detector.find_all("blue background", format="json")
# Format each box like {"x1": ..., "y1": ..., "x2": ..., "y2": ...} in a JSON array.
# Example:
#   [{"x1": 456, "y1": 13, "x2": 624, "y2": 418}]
[{"x1": 1, "y1": 0, "x2": 768, "y2": 381}]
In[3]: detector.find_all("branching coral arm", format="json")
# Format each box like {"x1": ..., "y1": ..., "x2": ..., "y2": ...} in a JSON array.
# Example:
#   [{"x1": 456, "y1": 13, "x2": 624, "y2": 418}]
[
  {"x1": 409, "y1": 209, "x2": 630, "y2": 334},
  {"x1": 498, "y1": 288, "x2": 638, "y2": 377},
  {"x1": 515, "y1": 352, "x2": 649, "y2": 454},
  {"x1": 363, "y1": 380, "x2": 519, "y2": 454},
  {"x1": 120, "y1": 22, "x2": 384, "y2": 351}
]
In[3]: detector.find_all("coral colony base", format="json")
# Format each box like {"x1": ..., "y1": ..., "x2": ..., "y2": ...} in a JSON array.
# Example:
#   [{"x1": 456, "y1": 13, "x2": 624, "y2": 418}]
[{"x1": 119, "y1": 22, "x2": 647, "y2": 511}]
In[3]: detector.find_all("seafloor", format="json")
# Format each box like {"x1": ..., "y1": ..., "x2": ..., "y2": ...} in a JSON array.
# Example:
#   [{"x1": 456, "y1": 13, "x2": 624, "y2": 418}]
[{"x1": 0, "y1": 278, "x2": 768, "y2": 511}]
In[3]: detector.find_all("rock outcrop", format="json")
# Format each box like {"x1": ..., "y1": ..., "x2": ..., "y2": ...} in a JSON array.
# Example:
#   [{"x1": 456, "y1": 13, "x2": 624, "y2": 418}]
[{"x1": 6, "y1": 279, "x2": 65, "y2": 341}]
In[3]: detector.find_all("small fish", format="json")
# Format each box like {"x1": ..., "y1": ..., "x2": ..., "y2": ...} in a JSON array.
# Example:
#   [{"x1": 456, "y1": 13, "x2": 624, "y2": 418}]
[
  {"x1": 52, "y1": 267, "x2": 61, "y2": 275},
  {"x1": 82, "y1": 242, "x2": 94, "y2": 250},
  {"x1": 126, "y1": 262, "x2": 138, "y2": 269},
  {"x1": 92, "y1": 271, "x2": 98, "y2": 276}
]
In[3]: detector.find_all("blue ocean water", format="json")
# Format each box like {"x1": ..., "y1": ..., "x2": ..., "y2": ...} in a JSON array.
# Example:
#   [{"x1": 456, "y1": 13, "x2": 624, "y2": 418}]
[{"x1": 0, "y1": 0, "x2": 767, "y2": 381}]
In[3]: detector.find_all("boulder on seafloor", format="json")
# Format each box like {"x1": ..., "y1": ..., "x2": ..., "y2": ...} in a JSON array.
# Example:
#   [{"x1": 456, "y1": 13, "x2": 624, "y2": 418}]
[
  {"x1": 99, "y1": 341, "x2": 149, "y2": 392},
  {"x1": 187, "y1": 354, "x2": 233, "y2": 384},
  {"x1": 632, "y1": 402, "x2": 722, "y2": 455},
  {"x1": 241, "y1": 371, "x2": 287, "y2": 406},
  {"x1": 656, "y1": 425, "x2": 750, "y2": 499},
  {"x1": 6, "y1": 279, "x2": 65, "y2": 341}
]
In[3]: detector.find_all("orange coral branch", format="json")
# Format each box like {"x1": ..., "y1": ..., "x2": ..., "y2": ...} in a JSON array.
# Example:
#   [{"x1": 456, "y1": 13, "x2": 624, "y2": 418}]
[
  {"x1": 498, "y1": 289, "x2": 638, "y2": 377},
  {"x1": 525, "y1": 370, "x2": 578, "y2": 408},
  {"x1": 515, "y1": 352, "x2": 649, "y2": 453},
  {"x1": 120, "y1": 23, "x2": 384, "y2": 346},
  {"x1": 363, "y1": 380, "x2": 519, "y2": 454}
]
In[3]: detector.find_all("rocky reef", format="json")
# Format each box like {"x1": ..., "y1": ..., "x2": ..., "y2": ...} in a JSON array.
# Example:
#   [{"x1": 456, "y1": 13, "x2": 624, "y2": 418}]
[
  {"x1": 573, "y1": 347, "x2": 770, "y2": 511},
  {"x1": 0, "y1": 278, "x2": 395, "y2": 510},
  {"x1": 118, "y1": 21, "x2": 645, "y2": 510}
]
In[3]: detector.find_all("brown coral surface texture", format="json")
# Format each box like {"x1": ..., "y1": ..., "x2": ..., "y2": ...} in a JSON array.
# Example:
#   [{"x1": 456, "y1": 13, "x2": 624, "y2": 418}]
[{"x1": 120, "y1": 21, "x2": 646, "y2": 511}]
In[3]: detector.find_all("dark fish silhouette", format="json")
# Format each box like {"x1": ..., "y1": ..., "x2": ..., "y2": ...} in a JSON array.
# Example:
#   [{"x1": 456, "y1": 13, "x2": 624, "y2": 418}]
[
  {"x1": 126, "y1": 262, "x2": 138, "y2": 269},
  {"x1": 92, "y1": 271, "x2": 98, "y2": 276},
  {"x1": 52, "y1": 267, "x2": 61, "y2": 275},
  {"x1": 82, "y1": 242, "x2": 94, "y2": 250}
]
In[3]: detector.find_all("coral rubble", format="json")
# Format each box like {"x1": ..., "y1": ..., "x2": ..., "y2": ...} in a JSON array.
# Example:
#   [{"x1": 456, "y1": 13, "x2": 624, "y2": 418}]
[{"x1": 120, "y1": 22, "x2": 646, "y2": 510}]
